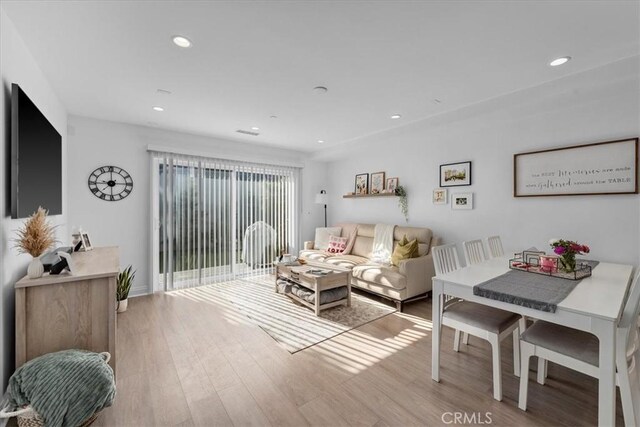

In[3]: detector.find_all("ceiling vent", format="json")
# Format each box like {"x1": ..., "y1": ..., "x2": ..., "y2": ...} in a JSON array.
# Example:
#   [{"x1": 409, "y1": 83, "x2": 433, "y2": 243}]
[{"x1": 236, "y1": 129, "x2": 260, "y2": 136}]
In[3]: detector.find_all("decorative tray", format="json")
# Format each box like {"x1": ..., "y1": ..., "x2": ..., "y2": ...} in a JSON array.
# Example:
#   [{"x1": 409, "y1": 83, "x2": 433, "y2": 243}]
[{"x1": 509, "y1": 254, "x2": 592, "y2": 281}]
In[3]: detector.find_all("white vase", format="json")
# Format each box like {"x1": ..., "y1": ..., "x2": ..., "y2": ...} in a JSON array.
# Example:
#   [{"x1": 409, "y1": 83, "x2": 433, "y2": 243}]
[
  {"x1": 27, "y1": 257, "x2": 44, "y2": 279},
  {"x1": 117, "y1": 299, "x2": 128, "y2": 313}
]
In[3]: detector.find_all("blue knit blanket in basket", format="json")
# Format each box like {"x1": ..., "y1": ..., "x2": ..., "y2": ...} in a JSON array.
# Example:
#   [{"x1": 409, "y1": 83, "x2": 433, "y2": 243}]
[{"x1": 7, "y1": 350, "x2": 116, "y2": 427}]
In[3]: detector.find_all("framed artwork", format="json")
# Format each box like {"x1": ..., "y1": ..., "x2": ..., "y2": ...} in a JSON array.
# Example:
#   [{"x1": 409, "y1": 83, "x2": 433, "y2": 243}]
[
  {"x1": 451, "y1": 193, "x2": 473, "y2": 210},
  {"x1": 514, "y1": 138, "x2": 638, "y2": 197},
  {"x1": 81, "y1": 232, "x2": 93, "y2": 251},
  {"x1": 386, "y1": 177, "x2": 399, "y2": 193},
  {"x1": 440, "y1": 161, "x2": 472, "y2": 187},
  {"x1": 355, "y1": 173, "x2": 369, "y2": 195},
  {"x1": 433, "y1": 188, "x2": 447, "y2": 205},
  {"x1": 370, "y1": 171, "x2": 385, "y2": 194}
]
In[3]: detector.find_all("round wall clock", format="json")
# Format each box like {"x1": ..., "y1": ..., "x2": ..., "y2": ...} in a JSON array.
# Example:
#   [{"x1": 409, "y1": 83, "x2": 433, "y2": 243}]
[{"x1": 88, "y1": 166, "x2": 133, "y2": 201}]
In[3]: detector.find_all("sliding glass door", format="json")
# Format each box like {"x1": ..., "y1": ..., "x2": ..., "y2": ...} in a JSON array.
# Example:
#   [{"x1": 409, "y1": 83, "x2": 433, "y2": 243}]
[{"x1": 152, "y1": 153, "x2": 299, "y2": 291}]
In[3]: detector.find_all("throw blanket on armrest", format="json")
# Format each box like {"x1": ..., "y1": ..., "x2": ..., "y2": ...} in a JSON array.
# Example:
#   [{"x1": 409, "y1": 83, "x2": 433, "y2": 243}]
[
  {"x1": 371, "y1": 224, "x2": 395, "y2": 265},
  {"x1": 7, "y1": 350, "x2": 116, "y2": 427}
]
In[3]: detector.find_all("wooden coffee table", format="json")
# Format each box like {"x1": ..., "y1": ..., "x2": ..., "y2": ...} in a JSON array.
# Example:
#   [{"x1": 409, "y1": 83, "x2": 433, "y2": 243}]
[{"x1": 275, "y1": 261, "x2": 351, "y2": 316}]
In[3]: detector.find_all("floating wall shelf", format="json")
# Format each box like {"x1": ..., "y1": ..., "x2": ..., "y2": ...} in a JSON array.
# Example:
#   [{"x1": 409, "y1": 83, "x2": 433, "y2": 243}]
[{"x1": 343, "y1": 193, "x2": 398, "y2": 199}]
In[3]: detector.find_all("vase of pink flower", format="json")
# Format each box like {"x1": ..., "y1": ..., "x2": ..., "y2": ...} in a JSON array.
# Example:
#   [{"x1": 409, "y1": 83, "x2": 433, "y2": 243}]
[{"x1": 548, "y1": 238, "x2": 590, "y2": 273}]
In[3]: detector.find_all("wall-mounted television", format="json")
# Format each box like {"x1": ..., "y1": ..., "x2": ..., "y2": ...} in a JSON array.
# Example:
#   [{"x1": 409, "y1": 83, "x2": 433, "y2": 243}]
[{"x1": 11, "y1": 83, "x2": 62, "y2": 219}]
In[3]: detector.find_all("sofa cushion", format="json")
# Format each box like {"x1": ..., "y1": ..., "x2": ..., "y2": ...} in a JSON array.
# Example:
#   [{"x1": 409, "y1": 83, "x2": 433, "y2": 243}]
[
  {"x1": 298, "y1": 249, "x2": 329, "y2": 262},
  {"x1": 394, "y1": 226, "x2": 432, "y2": 255},
  {"x1": 314, "y1": 227, "x2": 342, "y2": 250},
  {"x1": 391, "y1": 235, "x2": 419, "y2": 266},
  {"x1": 352, "y1": 263, "x2": 407, "y2": 290},
  {"x1": 324, "y1": 255, "x2": 369, "y2": 269},
  {"x1": 327, "y1": 235, "x2": 348, "y2": 254}
]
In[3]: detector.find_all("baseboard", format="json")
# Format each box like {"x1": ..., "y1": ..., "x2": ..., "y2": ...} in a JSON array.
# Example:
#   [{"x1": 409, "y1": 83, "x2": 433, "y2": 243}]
[{"x1": 129, "y1": 284, "x2": 150, "y2": 298}]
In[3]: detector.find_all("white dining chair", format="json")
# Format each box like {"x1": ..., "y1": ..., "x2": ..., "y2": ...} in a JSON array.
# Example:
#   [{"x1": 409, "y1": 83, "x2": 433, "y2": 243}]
[
  {"x1": 487, "y1": 235, "x2": 504, "y2": 258},
  {"x1": 433, "y1": 243, "x2": 524, "y2": 401},
  {"x1": 518, "y1": 269, "x2": 640, "y2": 426},
  {"x1": 463, "y1": 239, "x2": 487, "y2": 266}
]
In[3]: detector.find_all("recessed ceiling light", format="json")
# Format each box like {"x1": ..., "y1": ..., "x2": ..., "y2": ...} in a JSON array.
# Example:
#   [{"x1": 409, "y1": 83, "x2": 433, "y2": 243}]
[
  {"x1": 390, "y1": 114, "x2": 401, "y2": 119},
  {"x1": 433, "y1": 99, "x2": 442, "y2": 104},
  {"x1": 251, "y1": 126, "x2": 260, "y2": 131},
  {"x1": 317, "y1": 140, "x2": 325, "y2": 144},
  {"x1": 270, "y1": 115, "x2": 278, "y2": 119},
  {"x1": 157, "y1": 89, "x2": 172, "y2": 95},
  {"x1": 172, "y1": 35, "x2": 192, "y2": 48},
  {"x1": 549, "y1": 56, "x2": 571, "y2": 67},
  {"x1": 313, "y1": 86, "x2": 328, "y2": 94},
  {"x1": 152, "y1": 106, "x2": 164, "y2": 112}
]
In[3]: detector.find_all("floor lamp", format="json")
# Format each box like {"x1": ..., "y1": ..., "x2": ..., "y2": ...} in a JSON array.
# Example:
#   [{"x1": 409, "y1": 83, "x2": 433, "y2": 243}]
[{"x1": 315, "y1": 190, "x2": 328, "y2": 227}]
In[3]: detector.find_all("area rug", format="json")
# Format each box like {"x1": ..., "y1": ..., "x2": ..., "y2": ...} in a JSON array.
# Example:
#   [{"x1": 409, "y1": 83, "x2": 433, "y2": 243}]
[{"x1": 194, "y1": 275, "x2": 396, "y2": 353}]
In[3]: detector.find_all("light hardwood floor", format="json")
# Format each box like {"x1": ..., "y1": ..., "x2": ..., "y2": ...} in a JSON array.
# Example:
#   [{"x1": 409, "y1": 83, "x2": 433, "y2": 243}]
[{"x1": 94, "y1": 282, "x2": 625, "y2": 426}]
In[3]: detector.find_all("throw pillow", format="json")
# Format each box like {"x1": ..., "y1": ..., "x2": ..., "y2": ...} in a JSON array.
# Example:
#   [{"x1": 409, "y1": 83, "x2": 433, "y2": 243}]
[
  {"x1": 391, "y1": 235, "x2": 419, "y2": 266},
  {"x1": 327, "y1": 235, "x2": 349, "y2": 254},
  {"x1": 314, "y1": 227, "x2": 342, "y2": 250}
]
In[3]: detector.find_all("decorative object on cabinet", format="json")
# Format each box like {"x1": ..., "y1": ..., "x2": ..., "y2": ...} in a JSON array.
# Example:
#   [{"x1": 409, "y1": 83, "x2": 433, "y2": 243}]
[
  {"x1": 355, "y1": 173, "x2": 369, "y2": 195},
  {"x1": 88, "y1": 165, "x2": 134, "y2": 201},
  {"x1": 440, "y1": 161, "x2": 472, "y2": 187},
  {"x1": 14, "y1": 207, "x2": 57, "y2": 279},
  {"x1": 395, "y1": 185, "x2": 409, "y2": 222},
  {"x1": 117, "y1": 265, "x2": 135, "y2": 313},
  {"x1": 386, "y1": 177, "x2": 399, "y2": 192},
  {"x1": 451, "y1": 192, "x2": 473, "y2": 210},
  {"x1": 370, "y1": 172, "x2": 385, "y2": 194},
  {"x1": 514, "y1": 138, "x2": 638, "y2": 197},
  {"x1": 433, "y1": 188, "x2": 447, "y2": 205},
  {"x1": 80, "y1": 232, "x2": 93, "y2": 251}
]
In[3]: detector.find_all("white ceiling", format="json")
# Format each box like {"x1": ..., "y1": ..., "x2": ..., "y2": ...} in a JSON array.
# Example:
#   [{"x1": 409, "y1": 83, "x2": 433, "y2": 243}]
[{"x1": 2, "y1": 1, "x2": 639, "y2": 152}]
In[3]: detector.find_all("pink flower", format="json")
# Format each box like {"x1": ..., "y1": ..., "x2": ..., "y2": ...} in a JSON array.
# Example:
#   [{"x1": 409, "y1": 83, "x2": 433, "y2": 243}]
[
  {"x1": 570, "y1": 243, "x2": 582, "y2": 252},
  {"x1": 582, "y1": 245, "x2": 590, "y2": 254},
  {"x1": 554, "y1": 246, "x2": 566, "y2": 255}
]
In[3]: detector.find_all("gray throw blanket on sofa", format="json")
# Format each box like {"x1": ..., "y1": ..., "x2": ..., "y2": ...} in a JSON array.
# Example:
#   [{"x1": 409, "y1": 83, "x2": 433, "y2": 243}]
[{"x1": 7, "y1": 350, "x2": 116, "y2": 427}]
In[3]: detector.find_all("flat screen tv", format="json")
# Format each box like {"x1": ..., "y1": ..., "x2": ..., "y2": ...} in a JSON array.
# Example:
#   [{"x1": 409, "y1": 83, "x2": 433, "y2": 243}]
[{"x1": 11, "y1": 83, "x2": 62, "y2": 218}]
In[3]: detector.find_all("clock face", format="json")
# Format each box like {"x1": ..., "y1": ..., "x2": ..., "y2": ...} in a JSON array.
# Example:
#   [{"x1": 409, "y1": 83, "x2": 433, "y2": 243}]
[{"x1": 88, "y1": 166, "x2": 133, "y2": 201}]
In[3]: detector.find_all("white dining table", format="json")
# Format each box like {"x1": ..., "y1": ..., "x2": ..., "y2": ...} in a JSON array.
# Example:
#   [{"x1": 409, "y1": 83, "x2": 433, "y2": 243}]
[{"x1": 431, "y1": 256, "x2": 634, "y2": 427}]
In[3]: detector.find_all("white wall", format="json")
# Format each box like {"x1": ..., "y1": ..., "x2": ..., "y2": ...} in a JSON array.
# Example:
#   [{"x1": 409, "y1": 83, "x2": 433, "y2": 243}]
[
  {"x1": 67, "y1": 116, "x2": 326, "y2": 296},
  {"x1": 318, "y1": 57, "x2": 640, "y2": 265},
  {"x1": 0, "y1": 8, "x2": 68, "y2": 392}
]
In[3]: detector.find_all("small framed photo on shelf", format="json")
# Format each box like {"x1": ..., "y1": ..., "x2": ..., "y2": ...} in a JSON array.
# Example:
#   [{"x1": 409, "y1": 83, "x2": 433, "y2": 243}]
[
  {"x1": 451, "y1": 193, "x2": 473, "y2": 210},
  {"x1": 80, "y1": 232, "x2": 93, "y2": 251},
  {"x1": 440, "y1": 161, "x2": 472, "y2": 187},
  {"x1": 370, "y1": 171, "x2": 385, "y2": 194},
  {"x1": 355, "y1": 173, "x2": 369, "y2": 195},
  {"x1": 386, "y1": 177, "x2": 399, "y2": 193},
  {"x1": 433, "y1": 188, "x2": 447, "y2": 205}
]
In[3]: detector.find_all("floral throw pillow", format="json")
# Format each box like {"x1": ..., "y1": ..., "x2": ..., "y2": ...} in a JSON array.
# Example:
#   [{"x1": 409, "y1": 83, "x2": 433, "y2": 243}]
[{"x1": 327, "y1": 235, "x2": 349, "y2": 254}]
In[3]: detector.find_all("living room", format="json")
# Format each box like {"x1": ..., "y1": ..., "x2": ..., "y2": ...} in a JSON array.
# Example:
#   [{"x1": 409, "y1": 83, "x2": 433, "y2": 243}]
[{"x1": 1, "y1": 1, "x2": 639, "y2": 426}]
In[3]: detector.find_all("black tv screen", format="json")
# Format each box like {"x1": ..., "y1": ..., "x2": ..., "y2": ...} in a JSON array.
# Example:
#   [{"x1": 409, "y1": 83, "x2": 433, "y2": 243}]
[{"x1": 11, "y1": 83, "x2": 62, "y2": 218}]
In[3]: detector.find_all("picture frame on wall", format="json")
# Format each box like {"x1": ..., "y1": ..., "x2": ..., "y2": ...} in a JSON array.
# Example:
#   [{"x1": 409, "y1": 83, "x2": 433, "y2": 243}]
[
  {"x1": 355, "y1": 173, "x2": 369, "y2": 195},
  {"x1": 386, "y1": 177, "x2": 399, "y2": 193},
  {"x1": 451, "y1": 193, "x2": 473, "y2": 210},
  {"x1": 514, "y1": 138, "x2": 638, "y2": 197},
  {"x1": 370, "y1": 171, "x2": 385, "y2": 194},
  {"x1": 440, "y1": 161, "x2": 472, "y2": 187},
  {"x1": 433, "y1": 188, "x2": 447, "y2": 205}
]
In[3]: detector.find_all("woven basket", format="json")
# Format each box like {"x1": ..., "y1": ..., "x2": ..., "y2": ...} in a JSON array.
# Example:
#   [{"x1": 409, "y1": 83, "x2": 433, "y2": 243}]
[{"x1": 0, "y1": 352, "x2": 110, "y2": 427}]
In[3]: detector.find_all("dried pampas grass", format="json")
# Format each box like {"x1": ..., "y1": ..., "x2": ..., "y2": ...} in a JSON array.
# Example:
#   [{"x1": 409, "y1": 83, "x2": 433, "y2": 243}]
[{"x1": 14, "y1": 207, "x2": 57, "y2": 257}]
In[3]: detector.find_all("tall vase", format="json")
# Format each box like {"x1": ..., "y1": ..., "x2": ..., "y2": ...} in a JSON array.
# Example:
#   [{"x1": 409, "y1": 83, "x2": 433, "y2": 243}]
[
  {"x1": 27, "y1": 257, "x2": 44, "y2": 279},
  {"x1": 559, "y1": 252, "x2": 576, "y2": 273}
]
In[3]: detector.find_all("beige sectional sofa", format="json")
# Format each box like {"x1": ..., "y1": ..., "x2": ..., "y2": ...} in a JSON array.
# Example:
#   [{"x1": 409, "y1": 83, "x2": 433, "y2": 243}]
[{"x1": 299, "y1": 223, "x2": 440, "y2": 311}]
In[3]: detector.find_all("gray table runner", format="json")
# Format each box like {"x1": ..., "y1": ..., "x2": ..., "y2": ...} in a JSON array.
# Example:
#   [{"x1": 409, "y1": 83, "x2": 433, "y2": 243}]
[{"x1": 473, "y1": 260, "x2": 600, "y2": 313}]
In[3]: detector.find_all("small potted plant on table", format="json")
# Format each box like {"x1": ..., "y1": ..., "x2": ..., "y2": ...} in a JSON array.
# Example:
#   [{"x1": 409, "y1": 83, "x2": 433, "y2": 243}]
[{"x1": 117, "y1": 265, "x2": 135, "y2": 313}]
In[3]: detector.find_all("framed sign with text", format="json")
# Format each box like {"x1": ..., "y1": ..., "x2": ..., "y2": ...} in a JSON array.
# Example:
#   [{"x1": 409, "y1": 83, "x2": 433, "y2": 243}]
[{"x1": 514, "y1": 138, "x2": 638, "y2": 197}]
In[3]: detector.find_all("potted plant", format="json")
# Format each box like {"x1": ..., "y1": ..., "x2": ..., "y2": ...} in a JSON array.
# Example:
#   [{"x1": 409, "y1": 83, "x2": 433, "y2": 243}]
[
  {"x1": 14, "y1": 207, "x2": 57, "y2": 279},
  {"x1": 395, "y1": 185, "x2": 409, "y2": 222},
  {"x1": 117, "y1": 265, "x2": 135, "y2": 313}
]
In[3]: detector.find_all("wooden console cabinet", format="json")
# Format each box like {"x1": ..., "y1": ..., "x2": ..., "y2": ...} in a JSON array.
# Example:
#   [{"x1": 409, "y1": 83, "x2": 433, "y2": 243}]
[{"x1": 15, "y1": 247, "x2": 119, "y2": 374}]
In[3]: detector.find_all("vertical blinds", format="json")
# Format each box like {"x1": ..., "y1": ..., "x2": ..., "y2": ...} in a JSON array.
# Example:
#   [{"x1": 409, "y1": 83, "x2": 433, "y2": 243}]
[{"x1": 151, "y1": 151, "x2": 299, "y2": 291}]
